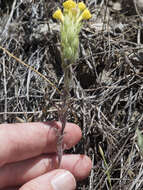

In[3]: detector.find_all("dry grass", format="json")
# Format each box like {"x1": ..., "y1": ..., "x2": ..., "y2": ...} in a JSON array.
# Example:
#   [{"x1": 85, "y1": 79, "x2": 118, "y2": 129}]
[{"x1": 0, "y1": 0, "x2": 143, "y2": 189}]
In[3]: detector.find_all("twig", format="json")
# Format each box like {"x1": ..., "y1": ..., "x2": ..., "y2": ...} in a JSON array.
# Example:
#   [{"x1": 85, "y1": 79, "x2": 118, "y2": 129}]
[
  {"x1": 129, "y1": 163, "x2": 143, "y2": 190},
  {"x1": 0, "y1": 45, "x2": 62, "y2": 95},
  {"x1": 133, "y1": 0, "x2": 143, "y2": 23},
  {"x1": 2, "y1": 0, "x2": 17, "y2": 37},
  {"x1": 2, "y1": 56, "x2": 7, "y2": 123},
  {"x1": 0, "y1": 109, "x2": 57, "y2": 115}
]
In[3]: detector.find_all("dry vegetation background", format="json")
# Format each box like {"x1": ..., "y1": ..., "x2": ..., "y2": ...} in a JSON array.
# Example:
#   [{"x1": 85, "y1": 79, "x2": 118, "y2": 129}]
[{"x1": 0, "y1": 0, "x2": 143, "y2": 189}]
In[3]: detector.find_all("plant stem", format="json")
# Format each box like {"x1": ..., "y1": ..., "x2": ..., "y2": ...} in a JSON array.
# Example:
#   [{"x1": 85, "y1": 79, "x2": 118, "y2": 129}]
[{"x1": 57, "y1": 65, "x2": 71, "y2": 166}]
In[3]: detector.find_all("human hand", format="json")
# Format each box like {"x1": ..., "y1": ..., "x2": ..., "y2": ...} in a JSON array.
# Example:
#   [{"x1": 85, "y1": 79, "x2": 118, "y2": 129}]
[{"x1": 0, "y1": 122, "x2": 92, "y2": 190}]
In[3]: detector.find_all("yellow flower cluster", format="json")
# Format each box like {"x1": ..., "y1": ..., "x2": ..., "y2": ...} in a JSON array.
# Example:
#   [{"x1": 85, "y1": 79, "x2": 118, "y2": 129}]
[
  {"x1": 52, "y1": 0, "x2": 92, "y2": 69},
  {"x1": 63, "y1": 0, "x2": 76, "y2": 10},
  {"x1": 53, "y1": 9, "x2": 64, "y2": 22},
  {"x1": 78, "y1": 2, "x2": 86, "y2": 11},
  {"x1": 53, "y1": 0, "x2": 92, "y2": 22}
]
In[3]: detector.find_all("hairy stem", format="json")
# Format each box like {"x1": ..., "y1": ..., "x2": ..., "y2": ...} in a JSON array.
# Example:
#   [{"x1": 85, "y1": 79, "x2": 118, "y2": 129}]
[{"x1": 57, "y1": 65, "x2": 71, "y2": 166}]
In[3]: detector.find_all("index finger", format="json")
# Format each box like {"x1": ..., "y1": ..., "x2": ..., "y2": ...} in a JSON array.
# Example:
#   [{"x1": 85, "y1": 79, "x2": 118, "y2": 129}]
[{"x1": 0, "y1": 122, "x2": 82, "y2": 167}]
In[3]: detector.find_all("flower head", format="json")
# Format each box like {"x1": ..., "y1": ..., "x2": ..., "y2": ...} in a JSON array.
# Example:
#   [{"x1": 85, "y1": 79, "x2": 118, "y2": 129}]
[
  {"x1": 53, "y1": 9, "x2": 64, "y2": 22},
  {"x1": 52, "y1": 1, "x2": 92, "y2": 68},
  {"x1": 78, "y1": 2, "x2": 86, "y2": 11},
  {"x1": 63, "y1": 0, "x2": 76, "y2": 10},
  {"x1": 79, "y1": 9, "x2": 92, "y2": 21}
]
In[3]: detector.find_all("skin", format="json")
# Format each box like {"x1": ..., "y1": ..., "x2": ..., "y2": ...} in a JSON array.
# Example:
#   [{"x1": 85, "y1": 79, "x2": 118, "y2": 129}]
[{"x1": 0, "y1": 121, "x2": 92, "y2": 190}]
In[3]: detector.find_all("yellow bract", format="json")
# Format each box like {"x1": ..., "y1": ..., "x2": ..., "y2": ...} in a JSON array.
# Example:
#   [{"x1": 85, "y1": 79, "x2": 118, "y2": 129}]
[
  {"x1": 81, "y1": 9, "x2": 92, "y2": 20},
  {"x1": 78, "y1": 2, "x2": 86, "y2": 11},
  {"x1": 63, "y1": 0, "x2": 76, "y2": 10},
  {"x1": 53, "y1": 9, "x2": 64, "y2": 22}
]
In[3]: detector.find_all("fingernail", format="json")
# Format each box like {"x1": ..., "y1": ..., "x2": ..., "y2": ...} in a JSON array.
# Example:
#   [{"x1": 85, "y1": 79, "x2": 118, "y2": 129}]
[{"x1": 51, "y1": 171, "x2": 76, "y2": 190}]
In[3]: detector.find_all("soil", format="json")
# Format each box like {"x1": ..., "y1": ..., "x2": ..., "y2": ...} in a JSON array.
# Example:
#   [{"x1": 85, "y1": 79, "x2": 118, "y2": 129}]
[{"x1": 0, "y1": 0, "x2": 143, "y2": 189}]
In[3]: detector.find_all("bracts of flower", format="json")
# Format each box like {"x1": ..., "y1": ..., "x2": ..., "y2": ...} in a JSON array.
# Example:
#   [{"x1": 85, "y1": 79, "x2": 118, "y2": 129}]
[{"x1": 52, "y1": 0, "x2": 91, "y2": 166}]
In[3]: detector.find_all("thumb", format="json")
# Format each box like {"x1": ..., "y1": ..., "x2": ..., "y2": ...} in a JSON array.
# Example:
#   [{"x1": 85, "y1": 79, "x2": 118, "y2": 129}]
[{"x1": 20, "y1": 169, "x2": 76, "y2": 190}]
